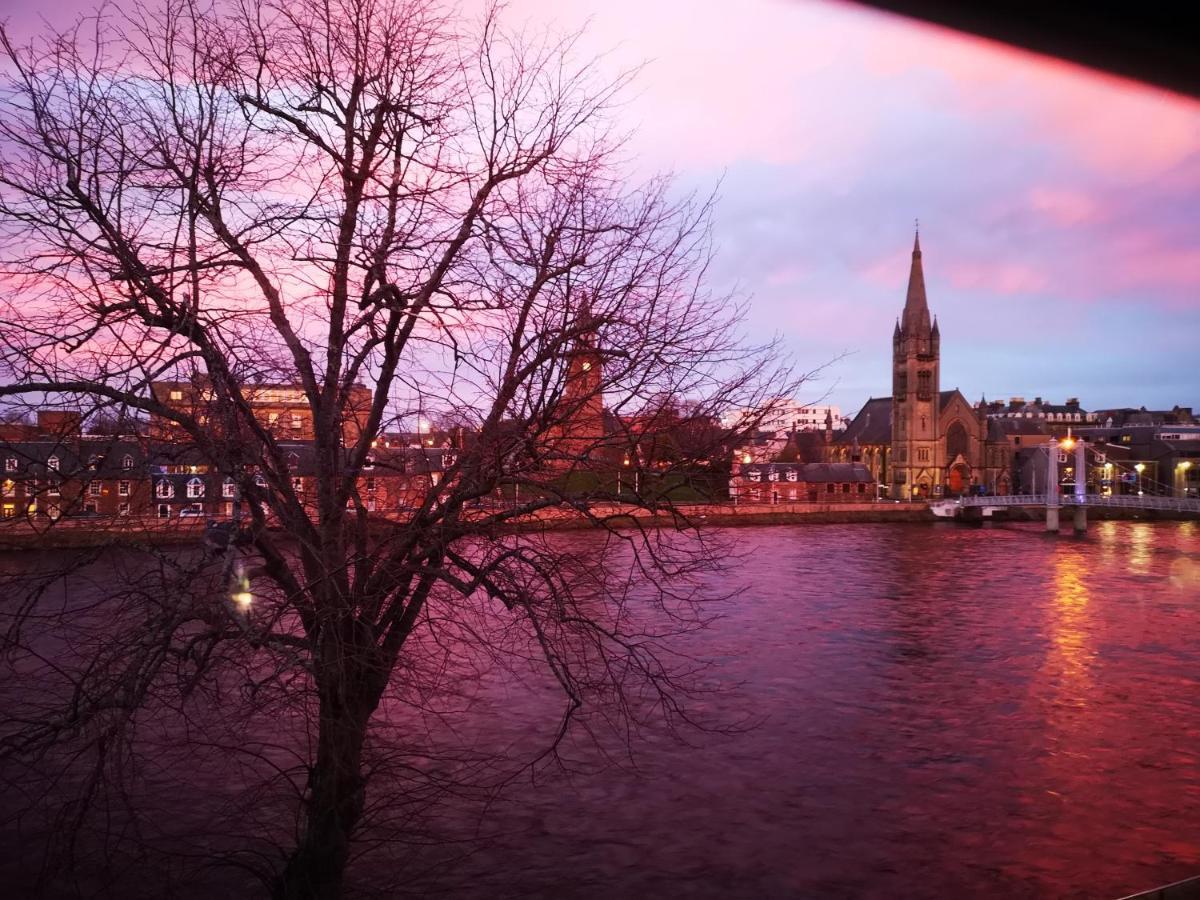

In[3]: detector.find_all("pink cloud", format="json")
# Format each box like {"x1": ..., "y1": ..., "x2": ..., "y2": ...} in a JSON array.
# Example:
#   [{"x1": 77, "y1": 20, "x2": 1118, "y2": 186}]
[
  {"x1": 943, "y1": 261, "x2": 1050, "y2": 295},
  {"x1": 1027, "y1": 187, "x2": 1101, "y2": 227}
]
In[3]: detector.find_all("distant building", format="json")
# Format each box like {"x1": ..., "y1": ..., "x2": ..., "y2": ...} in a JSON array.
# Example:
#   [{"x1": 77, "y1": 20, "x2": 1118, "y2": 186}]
[
  {"x1": 829, "y1": 233, "x2": 1013, "y2": 499},
  {"x1": 729, "y1": 461, "x2": 874, "y2": 503}
]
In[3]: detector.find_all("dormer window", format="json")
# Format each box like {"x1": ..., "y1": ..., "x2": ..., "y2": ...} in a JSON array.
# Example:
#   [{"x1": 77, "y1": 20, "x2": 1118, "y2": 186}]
[
  {"x1": 47, "y1": 455, "x2": 60, "y2": 472},
  {"x1": 4, "y1": 458, "x2": 15, "y2": 472},
  {"x1": 122, "y1": 455, "x2": 134, "y2": 471},
  {"x1": 187, "y1": 477, "x2": 205, "y2": 498},
  {"x1": 222, "y1": 479, "x2": 236, "y2": 498},
  {"x1": 287, "y1": 451, "x2": 300, "y2": 471},
  {"x1": 156, "y1": 480, "x2": 174, "y2": 499},
  {"x1": 786, "y1": 470, "x2": 798, "y2": 482},
  {"x1": 768, "y1": 470, "x2": 779, "y2": 482},
  {"x1": 747, "y1": 470, "x2": 761, "y2": 483}
]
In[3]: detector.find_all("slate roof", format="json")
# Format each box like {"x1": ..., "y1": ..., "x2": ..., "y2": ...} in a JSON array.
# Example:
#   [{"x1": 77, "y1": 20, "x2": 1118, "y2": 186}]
[{"x1": 836, "y1": 398, "x2": 892, "y2": 446}]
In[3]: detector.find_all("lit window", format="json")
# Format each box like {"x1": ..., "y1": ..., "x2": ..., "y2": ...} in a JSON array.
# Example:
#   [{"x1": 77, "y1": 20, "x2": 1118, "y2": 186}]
[
  {"x1": 2, "y1": 504, "x2": 14, "y2": 518},
  {"x1": 169, "y1": 390, "x2": 183, "y2": 401},
  {"x1": 187, "y1": 477, "x2": 205, "y2": 498},
  {"x1": 1, "y1": 479, "x2": 12, "y2": 497},
  {"x1": 268, "y1": 412, "x2": 280, "y2": 425},
  {"x1": 291, "y1": 414, "x2": 303, "y2": 430},
  {"x1": 119, "y1": 481, "x2": 130, "y2": 496}
]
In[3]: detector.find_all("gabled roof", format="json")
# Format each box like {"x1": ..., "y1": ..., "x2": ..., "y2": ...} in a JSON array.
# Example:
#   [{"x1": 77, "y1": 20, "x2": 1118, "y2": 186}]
[{"x1": 836, "y1": 397, "x2": 892, "y2": 446}]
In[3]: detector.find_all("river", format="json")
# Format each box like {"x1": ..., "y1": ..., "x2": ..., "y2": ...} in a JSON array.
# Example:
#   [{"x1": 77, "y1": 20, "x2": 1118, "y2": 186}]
[{"x1": 2, "y1": 520, "x2": 1199, "y2": 898}]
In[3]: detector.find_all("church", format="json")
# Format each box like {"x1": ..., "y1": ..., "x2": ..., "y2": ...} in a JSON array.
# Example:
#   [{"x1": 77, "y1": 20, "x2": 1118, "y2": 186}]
[{"x1": 828, "y1": 233, "x2": 1013, "y2": 499}]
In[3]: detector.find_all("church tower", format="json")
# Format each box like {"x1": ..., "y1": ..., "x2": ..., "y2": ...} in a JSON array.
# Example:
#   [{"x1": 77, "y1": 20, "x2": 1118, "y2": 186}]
[
  {"x1": 548, "y1": 295, "x2": 606, "y2": 470},
  {"x1": 891, "y1": 230, "x2": 941, "y2": 499}
]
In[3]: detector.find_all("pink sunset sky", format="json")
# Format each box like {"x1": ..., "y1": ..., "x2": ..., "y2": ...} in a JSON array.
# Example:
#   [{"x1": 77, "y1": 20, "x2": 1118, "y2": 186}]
[{"x1": 2, "y1": 0, "x2": 1198, "y2": 414}]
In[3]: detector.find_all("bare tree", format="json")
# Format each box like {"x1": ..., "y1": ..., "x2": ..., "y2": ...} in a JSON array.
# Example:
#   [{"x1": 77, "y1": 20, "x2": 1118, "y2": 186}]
[{"x1": 0, "y1": 1, "x2": 797, "y2": 896}]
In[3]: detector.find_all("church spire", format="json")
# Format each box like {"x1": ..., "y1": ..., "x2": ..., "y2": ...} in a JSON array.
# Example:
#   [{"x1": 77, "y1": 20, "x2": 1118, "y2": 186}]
[{"x1": 901, "y1": 227, "x2": 931, "y2": 336}]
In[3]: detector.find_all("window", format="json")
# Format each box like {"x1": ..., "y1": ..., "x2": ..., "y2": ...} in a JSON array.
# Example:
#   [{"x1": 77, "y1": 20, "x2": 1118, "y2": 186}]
[
  {"x1": 119, "y1": 480, "x2": 130, "y2": 496},
  {"x1": 916, "y1": 370, "x2": 932, "y2": 399},
  {"x1": 291, "y1": 414, "x2": 303, "y2": 430},
  {"x1": 87, "y1": 455, "x2": 99, "y2": 470},
  {"x1": 444, "y1": 452, "x2": 457, "y2": 467},
  {"x1": 365, "y1": 477, "x2": 376, "y2": 492},
  {"x1": 157, "y1": 503, "x2": 170, "y2": 518},
  {"x1": 747, "y1": 470, "x2": 761, "y2": 482},
  {"x1": 118, "y1": 502, "x2": 130, "y2": 516},
  {"x1": 268, "y1": 412, "x2": 280, "y2": 425},
  {"x1": 48, "y1": 479, "x2": 60, "y2": 496},
  {"x1": 47, "y1": 504, "x2": 61, "y2": 521},
  {"x1": 767, "y1": 470, "x2": 779, "y2": 482},
  {"x1": 84, "y1": 501, "x2": 97, "y2": 513},
  {"x1": 89, "y1": 481, "x2": 102, "y2": 497},
  {"x1": 187, "y1": 477, "x2": 205, "y2": 498},
  {"x1": 122, "y1": 455, "x2": 134, "y2": 470},
  {"x1": 826, "y1": 483, "x2": 835, "y2": 493},
  {"x1": 222, "y1": 479, "x2": 236, "y2": 498},
  {"x1": 287, "y1": 452, "x2": 300, "y2": 470},
  {"x1": 858, "y1": 483, "x2": 867, "y2": 493},
  {"x1": 47, "y1": 455, "x2": 60, "y2": 471},
  {"x1": 292, "y1": 477, "x2": 303, "y2": 492},
  {"x1": 842, "y1": 483, "x2": 851, "y2": 493},
  {"x1": 2, "y1": 504, "x2": 13, "y2": 518},
  {"x1": 1, "y1": 479, "x2": 12, "y2": 497},
  {"x1": 4, "y1": 458, "x2": 15, "y2": 472},
  {"x1": 786, "y1": 470, "x2": 798, "y2": 482},
  {"x1": 169, "y1": 389, "x2": 183, "y2": 401},
  {"x1": 156, "y1": 480, "x2": 174, "y2": 499}
]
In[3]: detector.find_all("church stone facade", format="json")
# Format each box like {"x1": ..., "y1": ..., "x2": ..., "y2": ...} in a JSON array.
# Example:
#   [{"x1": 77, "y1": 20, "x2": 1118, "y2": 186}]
[{"x1": 830, "y1": 233, "x2": 1012, "y2": 499}]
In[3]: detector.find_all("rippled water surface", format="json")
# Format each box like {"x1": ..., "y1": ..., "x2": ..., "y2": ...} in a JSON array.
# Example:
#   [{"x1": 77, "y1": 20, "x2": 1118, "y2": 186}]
[
  {"x1": 4, "y1": 521, "x2": 1200, "y2": 899},
  {"x1": 436, "y1": 521, "x2": 1200, "y2": 899}
]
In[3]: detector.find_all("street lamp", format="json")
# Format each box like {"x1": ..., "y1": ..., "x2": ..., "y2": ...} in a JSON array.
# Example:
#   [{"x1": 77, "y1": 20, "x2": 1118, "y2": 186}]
[
  {"x1": 1179, "y1": 460, "x2": 1193, "y2": 498},
  {"x1": 1135, "y1": 462, "x2": 1145, "y2": 496}
]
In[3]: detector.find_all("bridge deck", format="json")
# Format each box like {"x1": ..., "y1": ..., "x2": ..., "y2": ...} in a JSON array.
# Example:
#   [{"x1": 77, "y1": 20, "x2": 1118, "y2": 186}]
[{"x1": 948, "y1": 494, "x2": 1200, "y2": 513}]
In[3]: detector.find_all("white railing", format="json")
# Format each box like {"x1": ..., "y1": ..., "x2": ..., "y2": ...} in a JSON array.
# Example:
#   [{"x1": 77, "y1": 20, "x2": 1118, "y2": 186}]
[{"x1": 952, "y1": 493, "x2": 1200, "y2": 513}]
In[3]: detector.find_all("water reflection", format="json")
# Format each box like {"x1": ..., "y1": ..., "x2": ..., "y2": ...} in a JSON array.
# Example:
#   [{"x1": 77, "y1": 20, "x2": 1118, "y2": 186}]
[
  {"x1": 3, "y1": 522, "x2": 1200, "y2": 899},
  {"x1": 1127, "y1": 522, "x2": 1155, "y2": 574},
  {"x1": 1049, "y1": 550, "x2": 1094, "y2": 696}
]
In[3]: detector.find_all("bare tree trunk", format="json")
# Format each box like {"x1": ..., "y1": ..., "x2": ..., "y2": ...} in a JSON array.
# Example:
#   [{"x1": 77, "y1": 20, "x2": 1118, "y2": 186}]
[{"x1": 276, "y1": 670, "x2": 374, "y2": 900}]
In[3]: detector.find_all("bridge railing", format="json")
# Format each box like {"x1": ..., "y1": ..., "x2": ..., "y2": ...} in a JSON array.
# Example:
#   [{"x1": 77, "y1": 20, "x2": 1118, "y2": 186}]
[{"x1": 950, "y1": 493, "x2": 1200, "y2": 513}]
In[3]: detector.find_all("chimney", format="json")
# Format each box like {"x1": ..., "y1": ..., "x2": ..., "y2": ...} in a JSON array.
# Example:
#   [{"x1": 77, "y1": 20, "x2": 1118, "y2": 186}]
[{"x1": 37, "y1": 409, "x2": 82, "y2": 437}]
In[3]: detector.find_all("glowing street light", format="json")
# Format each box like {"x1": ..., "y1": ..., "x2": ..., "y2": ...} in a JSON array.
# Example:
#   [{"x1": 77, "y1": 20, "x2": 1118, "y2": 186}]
[
  {"x1": 1135, "y1": 462, "x2": 1146, "y2": 495},
  {"x1": 231, "y1": 564, "x2": 253, "y2": 612}
]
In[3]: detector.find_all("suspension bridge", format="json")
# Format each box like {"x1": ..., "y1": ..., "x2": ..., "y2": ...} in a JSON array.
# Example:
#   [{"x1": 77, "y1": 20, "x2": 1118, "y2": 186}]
[{"x1": 931, "y1": 435, "x2": 1200, "y2": 533}]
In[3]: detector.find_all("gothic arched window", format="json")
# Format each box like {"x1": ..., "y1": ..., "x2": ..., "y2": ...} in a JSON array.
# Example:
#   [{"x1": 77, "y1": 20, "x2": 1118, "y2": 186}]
[{"x1": 946, "y1": 421, "x2": 969, "y2": 461}]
